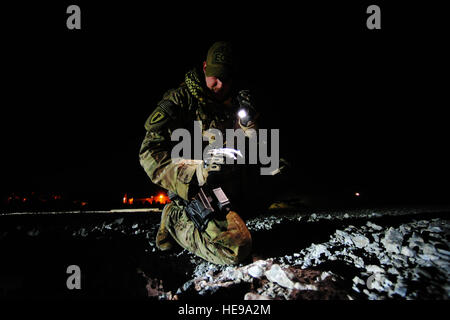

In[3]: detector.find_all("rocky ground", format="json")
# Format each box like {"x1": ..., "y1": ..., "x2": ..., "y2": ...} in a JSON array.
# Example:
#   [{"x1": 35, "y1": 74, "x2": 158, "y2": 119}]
[{"x1": 0, "y1": 205, "x2": 449, "y2": 300}]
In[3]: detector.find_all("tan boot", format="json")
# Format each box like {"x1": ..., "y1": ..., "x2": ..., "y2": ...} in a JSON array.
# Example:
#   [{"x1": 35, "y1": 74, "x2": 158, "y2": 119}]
[
  {"x1": 217, "y1": 210, "x2": 252, "y2": 264},
  {"x1": 156, "y1": 204, "x2": 175, "y2": 251}
]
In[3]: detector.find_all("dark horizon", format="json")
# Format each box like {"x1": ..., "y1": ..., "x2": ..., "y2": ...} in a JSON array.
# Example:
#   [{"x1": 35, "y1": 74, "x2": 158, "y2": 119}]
[{"x1": 2, "y1": 2, "x2": 449, "y2": 208}]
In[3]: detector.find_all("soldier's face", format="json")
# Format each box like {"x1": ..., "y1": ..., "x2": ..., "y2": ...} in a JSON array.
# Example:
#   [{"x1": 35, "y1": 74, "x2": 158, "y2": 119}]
[{"x1": 203, "y1": 62, "x2": 232, "y2": 101}]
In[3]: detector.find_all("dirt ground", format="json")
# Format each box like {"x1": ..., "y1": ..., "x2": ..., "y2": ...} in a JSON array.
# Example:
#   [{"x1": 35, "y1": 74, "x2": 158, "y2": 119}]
[{"x1": 0, "y1": 205, "x2": 449, "y2": 300}]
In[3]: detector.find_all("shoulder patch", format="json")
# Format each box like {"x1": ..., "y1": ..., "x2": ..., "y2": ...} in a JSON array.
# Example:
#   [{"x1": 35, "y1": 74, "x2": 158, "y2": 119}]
[
  {"x1": 150, "y1": 111, "x2": 166, "y2": 124},
  {"x1": 145, "y1": 106, "x2": 171, "y2": 131},
  {"x1": 158, "y1": 100, "x2": 177, "y2": 118},
  {"x1": 145, "y1": 99, "x2": 180, "y2": 132}
]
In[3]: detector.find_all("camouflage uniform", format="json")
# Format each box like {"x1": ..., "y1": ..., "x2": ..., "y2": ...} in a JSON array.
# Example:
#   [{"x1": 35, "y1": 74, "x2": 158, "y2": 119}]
[{"x1": 139, "y1": 67, "x2": 254, "y2": 265}]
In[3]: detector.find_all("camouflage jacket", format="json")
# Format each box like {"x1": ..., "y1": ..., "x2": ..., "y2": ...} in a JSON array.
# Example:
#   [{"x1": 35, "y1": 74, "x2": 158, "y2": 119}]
[{"x1": 139, "y1": 68, "x2": 256, "y2": 200}]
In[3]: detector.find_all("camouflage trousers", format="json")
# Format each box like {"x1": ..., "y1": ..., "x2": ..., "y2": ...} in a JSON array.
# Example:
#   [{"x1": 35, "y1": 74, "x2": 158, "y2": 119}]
[{"x1": 162, "y1": 200, "x2": 252, "y2": 265}]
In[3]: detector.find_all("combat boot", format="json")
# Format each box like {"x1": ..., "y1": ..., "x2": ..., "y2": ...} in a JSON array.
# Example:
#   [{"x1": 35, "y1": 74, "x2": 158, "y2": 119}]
[{"x1": 156, "y1": 204, "x2": 175, "y2": 251}]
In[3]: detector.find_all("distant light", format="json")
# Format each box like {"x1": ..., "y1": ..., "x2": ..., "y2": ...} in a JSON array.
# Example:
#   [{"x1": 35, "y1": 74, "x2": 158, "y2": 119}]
[
  {"x1": 238, "y1": 109, "x2": 247, "y2": 119},
  {"x1": 355, "y1": 192, "x2": 360, "y2": 197}
]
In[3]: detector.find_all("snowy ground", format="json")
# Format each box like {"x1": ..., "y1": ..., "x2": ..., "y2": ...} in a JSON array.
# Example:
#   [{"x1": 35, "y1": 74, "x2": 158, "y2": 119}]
[
  {"x1": 0, "y1": 205, "x2": 449, "y2": 299},
  {"x1": 186, "y1": 211, "x2": 449, "y2": 300}
]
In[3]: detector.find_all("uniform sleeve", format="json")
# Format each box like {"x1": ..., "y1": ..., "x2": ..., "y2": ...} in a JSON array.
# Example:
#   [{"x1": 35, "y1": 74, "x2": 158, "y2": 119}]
[{"x1": 138, "y1": 89, "x2": 199, "y2": 201}]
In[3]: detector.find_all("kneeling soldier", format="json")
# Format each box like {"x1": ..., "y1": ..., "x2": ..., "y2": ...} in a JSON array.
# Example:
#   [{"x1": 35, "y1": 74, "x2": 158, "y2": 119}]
[{"x1": 139, "y1": 41, "x2": 257, "y2": 265}]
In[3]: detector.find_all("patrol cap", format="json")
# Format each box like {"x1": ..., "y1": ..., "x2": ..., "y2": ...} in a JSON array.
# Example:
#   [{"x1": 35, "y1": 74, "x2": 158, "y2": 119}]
[{"x1": 205, "y1": 41, "x2": 234, "y2": 80}]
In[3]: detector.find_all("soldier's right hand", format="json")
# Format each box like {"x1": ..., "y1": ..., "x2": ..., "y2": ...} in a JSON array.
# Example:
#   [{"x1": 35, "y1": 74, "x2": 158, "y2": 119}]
[{"x1": 188, "y1": 164, "x2": 228, "y2": 199}]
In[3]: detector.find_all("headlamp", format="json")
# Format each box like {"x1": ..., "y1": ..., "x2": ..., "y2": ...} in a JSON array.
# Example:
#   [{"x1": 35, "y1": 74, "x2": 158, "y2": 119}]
[
  {"x1": 237, "y1": 109, "x2": 250, "y2": 126},
  {"x1": 238, "y1": 109, "x2": 247, "y2": 119}
]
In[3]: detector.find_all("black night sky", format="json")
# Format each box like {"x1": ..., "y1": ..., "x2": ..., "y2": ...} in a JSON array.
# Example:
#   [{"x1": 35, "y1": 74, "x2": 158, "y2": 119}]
[{"x1": 1, "y1": 1, "x2": 449, "y2": 207}]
